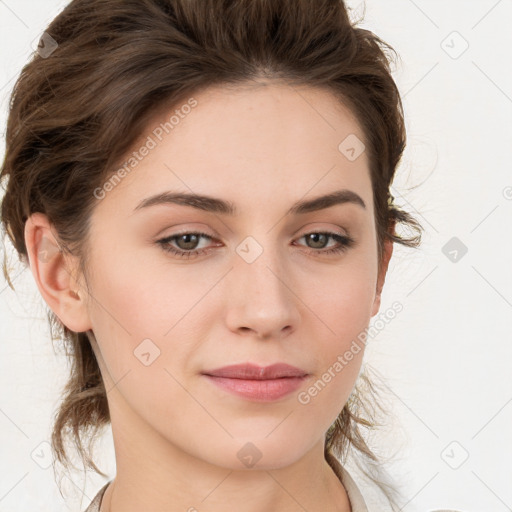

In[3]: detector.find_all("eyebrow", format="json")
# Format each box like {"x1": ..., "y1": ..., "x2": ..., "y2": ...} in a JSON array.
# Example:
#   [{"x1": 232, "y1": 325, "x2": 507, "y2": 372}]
[{"x1": 133, "y1": 189, "x2": 366, "y2": 216}]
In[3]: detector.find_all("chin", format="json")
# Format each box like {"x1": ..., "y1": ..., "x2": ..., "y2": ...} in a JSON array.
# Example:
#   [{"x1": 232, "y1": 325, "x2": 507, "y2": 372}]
[{"x1": 199, "y1": 432, "x2": 316, "y2": 471}]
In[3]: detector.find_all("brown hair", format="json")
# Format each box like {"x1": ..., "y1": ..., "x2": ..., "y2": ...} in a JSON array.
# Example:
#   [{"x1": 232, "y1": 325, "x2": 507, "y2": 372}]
[{"x1": 0, "y1": 0, "x2": 422, "y2": 508}]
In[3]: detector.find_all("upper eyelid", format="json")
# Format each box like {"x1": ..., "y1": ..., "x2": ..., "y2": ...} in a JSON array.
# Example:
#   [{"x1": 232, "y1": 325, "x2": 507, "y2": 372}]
[
  {"x1": 161, "y1": 221, "x2": 350, "y2": 237},
  {"x1": 160, "y1": 229, "x2": 349, "y2": 245}
]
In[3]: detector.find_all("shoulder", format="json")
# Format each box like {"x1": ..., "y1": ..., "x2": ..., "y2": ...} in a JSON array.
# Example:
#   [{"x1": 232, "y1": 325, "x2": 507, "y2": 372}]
[
  {"x1": 82, "y1": 482, "x2": 110, "y2": 512},
  {"x1": 330, "y1": 457, "x2": 467, "y2": 512}
]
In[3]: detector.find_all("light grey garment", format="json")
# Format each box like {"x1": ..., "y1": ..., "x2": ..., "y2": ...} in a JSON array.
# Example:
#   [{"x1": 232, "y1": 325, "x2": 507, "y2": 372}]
[
  {"x1": 338, "y1": 463, "x2": 369, "y2": 512},
  {"x1": 83, "y1": 481, "x2": 109, "y2": 512}
]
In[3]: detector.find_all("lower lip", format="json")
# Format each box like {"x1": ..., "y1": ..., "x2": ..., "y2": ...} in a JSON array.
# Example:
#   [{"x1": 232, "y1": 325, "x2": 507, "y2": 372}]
[{"x1": 203, "y1": 375, "x2": 308, "y2": 402}]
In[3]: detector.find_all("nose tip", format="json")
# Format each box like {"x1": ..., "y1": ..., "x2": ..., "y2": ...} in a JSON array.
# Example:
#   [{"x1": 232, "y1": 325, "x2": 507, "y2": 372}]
[{"x1": 224, "y1": 257, "x2": 300, "y2": 340}]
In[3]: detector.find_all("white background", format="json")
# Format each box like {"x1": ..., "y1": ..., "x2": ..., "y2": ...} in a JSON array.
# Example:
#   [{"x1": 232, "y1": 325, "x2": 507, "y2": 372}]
[{"x1": 0, "y1": 1, "x2": 511, "y2": 511}]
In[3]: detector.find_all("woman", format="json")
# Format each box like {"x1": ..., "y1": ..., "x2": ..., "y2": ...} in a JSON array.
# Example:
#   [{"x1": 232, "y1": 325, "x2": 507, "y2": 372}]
[{"x1": 1, "y1": 1, "x2": 459, "y2": 511}]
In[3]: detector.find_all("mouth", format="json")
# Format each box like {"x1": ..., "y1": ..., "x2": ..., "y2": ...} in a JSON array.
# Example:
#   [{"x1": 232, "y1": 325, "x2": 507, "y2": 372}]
[{"x1": 201, "y1": 363, "x2": 309, "y2": 402}]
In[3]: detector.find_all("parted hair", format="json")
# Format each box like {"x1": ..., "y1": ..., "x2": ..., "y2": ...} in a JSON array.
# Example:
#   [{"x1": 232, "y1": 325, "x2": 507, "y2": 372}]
[{"x1": 1, "y1": 0, "x2": 422, "y2": 509}]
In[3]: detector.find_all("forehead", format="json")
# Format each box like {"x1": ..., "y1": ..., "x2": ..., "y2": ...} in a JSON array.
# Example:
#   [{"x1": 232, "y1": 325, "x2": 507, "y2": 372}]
[
  {"x1": 150, "y1": 80, "x2": 367, "y2": 158},
  {"x1": 97, "y1": 81, "x2": 372, "y2": 217}
]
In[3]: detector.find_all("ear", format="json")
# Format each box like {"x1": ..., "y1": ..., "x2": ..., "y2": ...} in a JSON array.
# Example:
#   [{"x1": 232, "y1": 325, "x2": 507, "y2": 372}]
[
  {"x1": 24, "y1": 212, "x2": 92, "y2": 333},
  {"x1": 371, "y1": 224, "x2": 394, "y2": 317}
]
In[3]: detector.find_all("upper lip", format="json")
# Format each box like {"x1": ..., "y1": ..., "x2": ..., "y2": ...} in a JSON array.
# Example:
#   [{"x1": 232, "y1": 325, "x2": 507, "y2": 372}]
[{"x1": 202, "y1": 363, "x2": 308, "y2": 380}]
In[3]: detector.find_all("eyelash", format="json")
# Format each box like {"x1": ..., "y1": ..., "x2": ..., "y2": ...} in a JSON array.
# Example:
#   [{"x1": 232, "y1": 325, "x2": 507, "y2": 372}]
[{"x1": 156, "y1": 230, "x2": 355, "y2": 259}]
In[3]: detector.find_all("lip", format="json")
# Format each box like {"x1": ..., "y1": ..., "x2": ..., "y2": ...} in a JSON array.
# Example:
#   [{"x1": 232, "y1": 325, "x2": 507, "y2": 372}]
[
  {"x1": 202, "y1": 363, "x2": 308, "y2": 379},
  {"x1": 201, "y1": 363, "x2": 309, "y2": 402}
]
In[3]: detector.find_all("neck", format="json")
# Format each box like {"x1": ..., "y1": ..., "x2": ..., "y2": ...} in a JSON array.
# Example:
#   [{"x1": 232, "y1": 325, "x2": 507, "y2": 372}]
[
  {"x1": 102, "y1": 462, "x2": 349, "y2": 512},
  {"x1": 100, "y1": 401, "x2": 351, "y2": 512}
]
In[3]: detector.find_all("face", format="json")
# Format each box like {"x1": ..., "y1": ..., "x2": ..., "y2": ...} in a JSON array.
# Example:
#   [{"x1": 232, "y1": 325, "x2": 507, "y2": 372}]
[{"x1": 74, "y1": 82, "x2": 389, "y2": 470}]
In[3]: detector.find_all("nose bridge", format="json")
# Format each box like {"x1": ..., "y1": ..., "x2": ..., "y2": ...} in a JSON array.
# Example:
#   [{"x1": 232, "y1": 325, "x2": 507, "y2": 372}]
[
  {"x1": 224, "y1": 232, "x2": 300, "y2": 337},
  {"x1": 238, "y1": 235, "x2": 284, "y2": 295}
]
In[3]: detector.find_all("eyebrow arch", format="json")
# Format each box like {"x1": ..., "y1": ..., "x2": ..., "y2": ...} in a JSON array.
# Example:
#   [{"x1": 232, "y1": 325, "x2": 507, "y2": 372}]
[{"x1": 133, "y1": 189, "x2": 366, "y2": 216}]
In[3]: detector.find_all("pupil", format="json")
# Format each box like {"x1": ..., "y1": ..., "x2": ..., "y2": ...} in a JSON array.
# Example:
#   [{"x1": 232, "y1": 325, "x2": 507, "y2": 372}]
[
  {"x1": 309, "y1": 233, "x2": 326, "y2": 248},
  {"x1": 179, "y1": 234, "x2": 198, "y2": 250}
]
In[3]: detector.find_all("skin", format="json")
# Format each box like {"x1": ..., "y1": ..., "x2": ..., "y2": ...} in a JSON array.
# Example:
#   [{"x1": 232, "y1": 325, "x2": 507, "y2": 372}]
[{"x1": 25, "y1": 81, "x2": 393, "y2": 512}]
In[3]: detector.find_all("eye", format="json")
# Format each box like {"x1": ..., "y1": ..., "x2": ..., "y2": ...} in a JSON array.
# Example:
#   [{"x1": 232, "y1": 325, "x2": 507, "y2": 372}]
[
  {"x1": 157, "y1": 231, "x2": 217, "y2": 259},
  {"x1": 156, "y1": 230, "x2": 355, "y2": 259},
  {"x1": 294, "y1": 231, "x2": 355, "y2": 256}
]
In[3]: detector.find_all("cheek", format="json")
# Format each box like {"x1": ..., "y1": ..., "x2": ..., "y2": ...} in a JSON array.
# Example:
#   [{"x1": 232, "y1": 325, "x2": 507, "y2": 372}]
[
  {"x1": 296, "y1": 292, "x2": 370, "y2": 435},
  {"x1": 287, "y1": 257, "x2": 377, "y2": 417},
  {"x1": 306, "y1": 254, "x2": 378, "y2": 342},
  {"x1": 87, "y1": 241, "x2": 202, "y2": 339},
  {"x1": 84, "y1": 245, "x2": 213, "y2": 410},
  {"x1": 313, "y1": 284, "x2": 370, "y2": 374}
]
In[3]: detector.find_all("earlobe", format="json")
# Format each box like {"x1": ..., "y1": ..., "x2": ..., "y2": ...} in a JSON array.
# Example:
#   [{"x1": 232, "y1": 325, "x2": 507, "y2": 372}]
[{"x1": 24, "y1": 213, "x2": 92, "y2": 333}]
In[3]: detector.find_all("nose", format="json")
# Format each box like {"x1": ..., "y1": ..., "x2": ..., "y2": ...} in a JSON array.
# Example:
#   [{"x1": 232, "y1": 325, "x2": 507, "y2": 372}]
[{"x1": 224, "y1": 241, "x2": 301, "y2": 340}]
